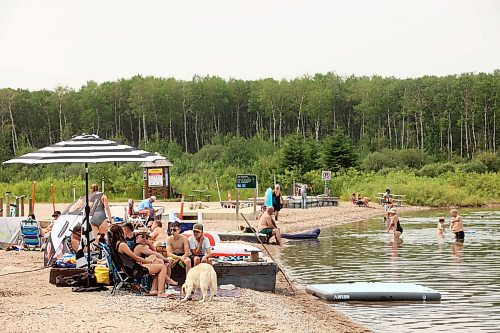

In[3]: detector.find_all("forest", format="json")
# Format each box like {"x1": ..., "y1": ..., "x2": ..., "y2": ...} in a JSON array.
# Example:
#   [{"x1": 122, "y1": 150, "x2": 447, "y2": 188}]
[{"x1": 0, "y1": 71, "x2": 499, "y2": 206}]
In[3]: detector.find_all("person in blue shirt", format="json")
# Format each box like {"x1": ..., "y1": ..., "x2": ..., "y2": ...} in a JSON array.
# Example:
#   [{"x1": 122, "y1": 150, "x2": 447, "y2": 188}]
[{"x1": 137, "y1": 196, "x2": 157, "y2": 221}]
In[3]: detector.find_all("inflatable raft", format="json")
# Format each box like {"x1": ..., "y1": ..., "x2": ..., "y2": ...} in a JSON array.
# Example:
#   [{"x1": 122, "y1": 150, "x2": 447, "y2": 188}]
[
  {"x1": 282, "y1": 228, "x2": 320, "y2": 239},
  {"x1": 306, "y1": 282, "x2": 441, "y2": 301}
]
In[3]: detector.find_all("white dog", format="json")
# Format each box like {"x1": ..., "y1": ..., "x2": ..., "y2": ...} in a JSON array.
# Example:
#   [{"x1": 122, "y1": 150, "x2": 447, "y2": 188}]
[{"x1": 181, "y1": 263, "x2": 218, "y2": 302}]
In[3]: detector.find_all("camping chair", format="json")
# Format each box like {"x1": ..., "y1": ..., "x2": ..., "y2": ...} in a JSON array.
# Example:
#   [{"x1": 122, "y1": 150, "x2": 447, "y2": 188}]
[
  {"x1": 103, "y1": 233, "x2": 149, "y2": 296},
  {"x1": 20, "y1": 218, "x2": 42, "y2": 251},
  {"x1": 124, "y1": 199, "x2": 148, "y2": 227}
]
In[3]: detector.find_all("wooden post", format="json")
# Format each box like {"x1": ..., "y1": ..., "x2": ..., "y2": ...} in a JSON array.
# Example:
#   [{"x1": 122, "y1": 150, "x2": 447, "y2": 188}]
[
  {"x1": 101, "y1": 176, "x2": 105, "y2": 193},
  {"x1": 235, "y1": 189, "x2": 240, "y2": 220},
  {"x1": 15, "y1": 198, "x2": 19, "y2": 217},
  {"x1": 253, "y1": 188, "x2": 257, "y2": 215},
  {"x1": 0, "y1": 198, "x2": 3, "y2": 217},
  {"x1": 6, "y1": 196, "x2": 10, "y2": 217},
  {"x1": 20, "y1": 196, "x2": 25, "y2": 216},
  {"x1": 28, "y1": 198, "x2": 33, "y2": 216}
]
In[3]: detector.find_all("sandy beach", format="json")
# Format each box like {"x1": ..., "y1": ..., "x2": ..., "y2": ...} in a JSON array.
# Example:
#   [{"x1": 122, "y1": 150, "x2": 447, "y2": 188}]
[{"x1": 0, "y1": 201, "x2": 427, "y2": 333}]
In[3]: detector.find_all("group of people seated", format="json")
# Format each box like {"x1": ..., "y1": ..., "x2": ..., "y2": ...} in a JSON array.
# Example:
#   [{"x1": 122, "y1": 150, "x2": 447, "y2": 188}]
[
  {"x1": 113, "y1": 221, "x2": 213, "y2": 297},
  {"x1": 67, "y1": 216, "x2": 213, "y2": 297},
  {"x1": 351, "y1": 193, "x2": 371, "y2": 207}
]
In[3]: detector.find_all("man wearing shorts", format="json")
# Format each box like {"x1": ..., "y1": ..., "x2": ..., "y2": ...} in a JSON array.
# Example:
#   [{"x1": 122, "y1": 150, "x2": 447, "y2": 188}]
[
  {"x1": 166, "y1": 221, "x2": 192, "y2": 273},
  {"x1": 188, "y1": 223, "x2": 212, "y2": 266},
  {"x1": 449, "y1": 208, "x2": 465, "y2": 241},
  {"x1": 258, "y1": 206, "x2": 283, "y2": 246}
]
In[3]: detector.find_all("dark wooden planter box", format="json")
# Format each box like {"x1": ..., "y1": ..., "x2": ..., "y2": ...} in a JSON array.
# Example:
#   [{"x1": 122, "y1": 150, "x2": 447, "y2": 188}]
[
  {"x1": 49, "y1": 267, "x2": 87, "y2": 285},
  {"x1": 171, "y1": 260, "x2": 277, "y2": 292}
]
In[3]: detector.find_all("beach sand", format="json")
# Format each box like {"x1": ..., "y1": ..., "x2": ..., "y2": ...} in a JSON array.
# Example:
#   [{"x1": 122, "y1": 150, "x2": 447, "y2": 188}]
[{"x1": 0, "y1": 201, "x2": 427, "y2": 333}]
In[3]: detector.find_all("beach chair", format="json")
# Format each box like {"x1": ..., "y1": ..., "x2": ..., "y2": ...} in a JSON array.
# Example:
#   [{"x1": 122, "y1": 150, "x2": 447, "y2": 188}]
[
  {"x1": 104, "y1": 233, "x2": 149, "y2": 295},
  {"x1": 20, "y1": 218, "x2": 42, "y2": 251}
]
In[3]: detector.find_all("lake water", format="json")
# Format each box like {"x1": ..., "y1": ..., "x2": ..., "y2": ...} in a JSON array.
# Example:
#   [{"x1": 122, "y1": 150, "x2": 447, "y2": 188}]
[{"x1": 281, "y1": 209, "x2": 500, "y2": 332}]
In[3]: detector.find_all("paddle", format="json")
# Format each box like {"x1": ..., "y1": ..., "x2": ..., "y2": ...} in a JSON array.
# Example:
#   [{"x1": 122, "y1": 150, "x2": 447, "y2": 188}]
[{"x1": 240, "y1": 213, "x2": 296, "y2": 293}]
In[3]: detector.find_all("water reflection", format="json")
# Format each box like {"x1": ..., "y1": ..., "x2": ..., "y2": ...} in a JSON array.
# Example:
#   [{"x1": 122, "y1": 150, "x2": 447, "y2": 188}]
[{"x1": 281, "y1": 209, "x2": 500, "y2": 332}]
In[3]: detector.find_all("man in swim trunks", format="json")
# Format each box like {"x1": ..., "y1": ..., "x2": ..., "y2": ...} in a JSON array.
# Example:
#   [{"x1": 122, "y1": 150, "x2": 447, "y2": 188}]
[
  {"x1": 166, "y1": 221, "x2": 192, "y2": 273},
  {"x1": 258, "y1": 206, "x2": 283, "y2": 246},
  {"x1": 449, "y1": 208, "x2": 465, "y2": 241}
]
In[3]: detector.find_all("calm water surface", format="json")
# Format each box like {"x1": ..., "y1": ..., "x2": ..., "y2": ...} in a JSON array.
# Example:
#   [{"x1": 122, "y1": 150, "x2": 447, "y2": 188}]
[{"x1": 281, "y1": 209, "x2": 500, "y2": 332}]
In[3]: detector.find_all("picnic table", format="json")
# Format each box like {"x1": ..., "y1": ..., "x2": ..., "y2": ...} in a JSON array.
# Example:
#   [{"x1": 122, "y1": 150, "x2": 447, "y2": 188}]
[{"x1": 191, "y1": 189, "x2": 206, "y2": 201}]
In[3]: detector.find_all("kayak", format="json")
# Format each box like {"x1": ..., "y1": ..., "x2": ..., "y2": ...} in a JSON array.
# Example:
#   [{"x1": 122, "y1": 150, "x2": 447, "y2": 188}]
[{"x1": 282, "y1": 228, "x2": 320, "y2": 239}]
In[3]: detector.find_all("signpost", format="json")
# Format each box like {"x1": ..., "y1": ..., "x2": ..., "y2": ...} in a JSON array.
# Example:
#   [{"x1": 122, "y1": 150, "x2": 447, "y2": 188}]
[
  {"x1": 236, "y1": 174, "x2": 258, "y2": 219},
  {"x1": 322, "y1": 170, "x2": 332, "y2": 195}
]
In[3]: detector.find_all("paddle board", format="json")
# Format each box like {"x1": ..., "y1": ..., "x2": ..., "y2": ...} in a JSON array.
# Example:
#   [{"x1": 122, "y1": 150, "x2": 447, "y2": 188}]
[{"x1": 306, "y1": 282, "x2": 441, "y2": 302}]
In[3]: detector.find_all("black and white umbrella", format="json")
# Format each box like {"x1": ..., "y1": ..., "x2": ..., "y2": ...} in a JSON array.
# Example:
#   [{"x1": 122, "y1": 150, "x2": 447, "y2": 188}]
[{"x1": 3, "y1": 134, "x2": 164, "y2": 272}]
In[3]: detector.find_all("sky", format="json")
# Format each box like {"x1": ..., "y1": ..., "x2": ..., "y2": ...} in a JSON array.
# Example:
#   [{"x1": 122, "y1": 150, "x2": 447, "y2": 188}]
[{"x1": 0, "y1": 0, "x2": 499, "y2": 91}]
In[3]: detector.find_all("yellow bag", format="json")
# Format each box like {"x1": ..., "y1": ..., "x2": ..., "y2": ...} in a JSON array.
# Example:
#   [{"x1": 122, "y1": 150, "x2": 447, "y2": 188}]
[{"x1": 94, "y1": 265, "x2": 110, "y2": 285}]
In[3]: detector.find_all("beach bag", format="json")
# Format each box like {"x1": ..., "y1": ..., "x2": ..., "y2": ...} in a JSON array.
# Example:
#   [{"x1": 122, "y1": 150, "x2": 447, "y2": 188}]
[{"x1": 94, "y1": 265, "x2": 110, "y2": 284}]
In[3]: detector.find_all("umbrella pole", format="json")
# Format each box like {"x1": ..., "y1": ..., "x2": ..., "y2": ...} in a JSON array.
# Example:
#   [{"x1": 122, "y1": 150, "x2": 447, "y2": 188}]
[{"x1": 85, "y1": 163, "x2": 91, "y2": 285}]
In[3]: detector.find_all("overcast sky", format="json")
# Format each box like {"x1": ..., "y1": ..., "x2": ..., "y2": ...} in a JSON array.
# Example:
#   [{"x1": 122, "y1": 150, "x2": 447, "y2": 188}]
[{"x1": 0, "y1": 0, "x2": 499, "y2": 90}]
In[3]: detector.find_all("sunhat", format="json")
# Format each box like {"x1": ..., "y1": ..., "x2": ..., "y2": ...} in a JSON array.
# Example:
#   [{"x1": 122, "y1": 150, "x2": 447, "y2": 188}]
[{"x1": 150, "y1": 196, "x2": 157, "y2": 202}]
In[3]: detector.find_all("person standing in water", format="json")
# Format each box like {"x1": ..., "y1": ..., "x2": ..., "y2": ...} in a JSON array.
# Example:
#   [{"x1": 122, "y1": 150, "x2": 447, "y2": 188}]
[
  {"x1": 386, "y1": 208, "x2": 403, "y2": 240},
  {"x1": 437, "y1": 217, "x2": 445, "y2": 238},
  {"x1": 449, "y1": 208, "x2": 465, "y2": 242}
]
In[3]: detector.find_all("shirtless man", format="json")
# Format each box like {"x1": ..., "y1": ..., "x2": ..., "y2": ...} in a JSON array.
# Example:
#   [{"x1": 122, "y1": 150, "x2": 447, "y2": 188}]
[
  {"x1": 149, "y1": 220, "x2": 168, "y2": 247},
  {"x1": 449, "y1": 208, "x2": 465, "y2": 241},
  {"x1": 258, "y1": 206, "x2": 283, "y2": 246},
  {"x1": 166, "y1": 222, "x2": 192, "y2": 273}
]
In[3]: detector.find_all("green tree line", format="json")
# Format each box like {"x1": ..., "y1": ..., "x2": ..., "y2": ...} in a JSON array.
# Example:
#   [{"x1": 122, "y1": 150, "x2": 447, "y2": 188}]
[{"x1": 1, "y1": 71, "x2": 499, "y2": 161}]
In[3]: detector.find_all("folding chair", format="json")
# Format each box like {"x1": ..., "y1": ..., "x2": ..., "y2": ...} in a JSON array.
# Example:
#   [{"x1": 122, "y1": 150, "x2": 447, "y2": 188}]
[
  {"x1": 20, "y1": 218, "x2": 42, "y2": 251},
  {"x1": 102, "y1": 235, "x2": 149, "y2": 296}
]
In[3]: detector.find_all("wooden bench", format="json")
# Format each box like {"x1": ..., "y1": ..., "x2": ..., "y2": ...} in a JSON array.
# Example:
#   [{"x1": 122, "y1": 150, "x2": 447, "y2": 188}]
[{"x1": 204, "y1": 194, "x2": 211, "y2": 202}]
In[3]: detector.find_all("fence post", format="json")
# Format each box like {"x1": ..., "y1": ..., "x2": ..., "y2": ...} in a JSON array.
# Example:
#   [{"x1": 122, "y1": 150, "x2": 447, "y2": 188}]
[
  {"x1": 20, "y1": 196, "x2": 25, "y2": 216},
  {"x1": 28, "y1": 198, "x2": 33, "y2": 216},
  {"x1": 0, "y1": 198, "x2": 3, "y2": 217},
  {"x1": 6, "y1": 196, "x2": 10, "y2": 217},
  {"x1": 101, "y1": 176, "x2": 105, "y2": 193},
  {"x1": 15, "y1": 198, "x2": 20, "y2": 217}
]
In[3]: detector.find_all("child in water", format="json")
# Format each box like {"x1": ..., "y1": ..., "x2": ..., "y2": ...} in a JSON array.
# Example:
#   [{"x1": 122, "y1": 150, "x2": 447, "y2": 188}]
[{"x1": 437, "y1": 217, "x2": 445, "y2": 238}]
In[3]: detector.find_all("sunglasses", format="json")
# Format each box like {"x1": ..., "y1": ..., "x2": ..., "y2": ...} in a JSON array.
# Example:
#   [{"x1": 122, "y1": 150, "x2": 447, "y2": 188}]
[
  {"x1": 170, "y1": 228, "x2": 179, "y2": 232},
  {"x1": 193, "y1": 230, "x2": 202, "y2": 234}
]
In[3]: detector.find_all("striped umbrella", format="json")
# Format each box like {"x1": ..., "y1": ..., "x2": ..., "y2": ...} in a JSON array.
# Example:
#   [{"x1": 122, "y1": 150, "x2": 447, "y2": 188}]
[{"x1": 3, "y1": 134, "x2": 165, "y2": 272}]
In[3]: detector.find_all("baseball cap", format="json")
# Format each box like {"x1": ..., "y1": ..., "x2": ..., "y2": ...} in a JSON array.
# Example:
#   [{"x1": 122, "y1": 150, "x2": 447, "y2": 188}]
[
  {"x1": 150, "y1": 196, "x2": 157, "y2": 202},
  {"x1": 192, "y1": 223, "x2": 204, "y2": 232}
]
